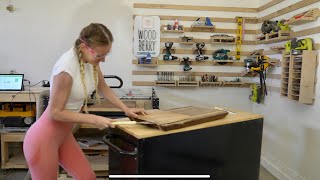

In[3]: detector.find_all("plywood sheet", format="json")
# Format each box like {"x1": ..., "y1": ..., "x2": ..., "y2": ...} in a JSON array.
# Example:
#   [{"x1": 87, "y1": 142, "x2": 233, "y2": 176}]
[{"x1": 133, "y1": 106, "x2": 228, "y2": 131}]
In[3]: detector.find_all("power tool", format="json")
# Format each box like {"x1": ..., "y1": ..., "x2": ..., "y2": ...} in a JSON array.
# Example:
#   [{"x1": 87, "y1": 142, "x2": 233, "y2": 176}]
[
  {"x1": 249, "y1": 84, "x2": 263, "y2": 104},
  {"x1": 163, "y1": 42, "x2": 178, "y2": 60},
  {"x1": 182, "y1": 57, "x2": 192, "y2": 71},
  {"x1": 248, "y1": 55, "x2": 271, "y2": 103},
  {"x1": 285, "y1": 38, "x2": 313, "y2": 54},
  {"x1": 261, "y1": 19, "x2": 290, "y2": 34},
  {"x1": 195, "y1": 42, "x2": 209, "y2": 61}
]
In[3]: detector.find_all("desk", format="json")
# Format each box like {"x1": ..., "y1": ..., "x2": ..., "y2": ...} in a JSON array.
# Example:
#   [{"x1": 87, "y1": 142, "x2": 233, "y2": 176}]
[
  {"x1": 103, "y1": 109, "x2": 263, "y2": 180},
  {"x1": 0, "y1": 87, "x2": 49, "y2": 169}
]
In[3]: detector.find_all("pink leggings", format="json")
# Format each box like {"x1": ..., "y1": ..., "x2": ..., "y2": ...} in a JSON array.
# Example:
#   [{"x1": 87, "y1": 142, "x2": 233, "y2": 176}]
[{"x1": 23, "y1": 109, "x2": 96, "y2": 180}]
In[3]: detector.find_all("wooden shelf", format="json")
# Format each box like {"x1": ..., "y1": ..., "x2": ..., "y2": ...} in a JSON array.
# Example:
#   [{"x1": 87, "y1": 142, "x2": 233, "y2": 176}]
[
  {"x1": 155, "y1": 80, "x2": 177, "y2": 87},
  {"x1": 2, "y1": 153, "x2": 27, "y2": 169},
  {"x1": 177, "y1": 81, "x2": 199, "y2": 87},
  {"x1": 161, "y1": 25, "x2": 184, "y2": 33},
  {"x1": 133, "y1": 81, "x2": 252, "y2": 88},
  {"x1": 190, "y1": 25, "x2": 215, "y2": 32},
  {"x1": 135, "y1": 58, "x2": 158, "y2": 67},
  {"x1": 256, "y1": 30, "x2": 292, "y2": 44},
  {"x1": 285, "y1": 8, "x2": 320, "y2": 25},
  {"x1": 180, "y1": 42, "x2": 194, "y2": 45},
  {"x1": 211, "y1": 35, "x2": 235, "y2": 44},
  {"x1": 199, "y1": 81, "x2": 223, "y2": 87},
  {"x1": 282, "y1": 51, "x2": 318, "y2": 104}
]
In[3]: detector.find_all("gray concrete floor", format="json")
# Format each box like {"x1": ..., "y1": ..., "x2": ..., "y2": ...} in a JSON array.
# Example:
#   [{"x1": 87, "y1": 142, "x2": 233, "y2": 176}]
[{"x1": 0, "y1": 166, "x2": 277, "y2": 180}]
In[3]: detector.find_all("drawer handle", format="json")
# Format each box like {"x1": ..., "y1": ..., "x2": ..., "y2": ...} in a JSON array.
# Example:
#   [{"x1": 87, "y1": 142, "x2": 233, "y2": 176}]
[{"x1": 102, "y1": 134, "x2": 137, "y2": 156}]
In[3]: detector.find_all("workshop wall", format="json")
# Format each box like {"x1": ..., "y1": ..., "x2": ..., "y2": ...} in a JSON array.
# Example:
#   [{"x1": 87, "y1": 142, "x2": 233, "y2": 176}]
[
  {"x1": 0, "y1": 0, "x2": 258, "y2": 111},
  {"x1": 256, "y1": 0, "x2": 320, "y2": 180}
]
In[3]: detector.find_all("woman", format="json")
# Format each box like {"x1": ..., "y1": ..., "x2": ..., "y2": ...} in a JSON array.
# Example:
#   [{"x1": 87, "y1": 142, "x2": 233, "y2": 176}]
[{"x1": 23, "y1": 23, "x2": 146, "y2": 180}]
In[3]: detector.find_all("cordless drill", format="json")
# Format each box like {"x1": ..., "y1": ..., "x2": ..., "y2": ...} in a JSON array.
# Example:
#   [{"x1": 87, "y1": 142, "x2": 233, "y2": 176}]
[
  {"x1": 163, "y1": 42, "x2": 178, "y2": 61},
  {"x1": 195, "y1": 42, "x2": 209, "y2": 61},
  {"x1": 183, "y1": 57, "x2": 192, "y2": 71}
]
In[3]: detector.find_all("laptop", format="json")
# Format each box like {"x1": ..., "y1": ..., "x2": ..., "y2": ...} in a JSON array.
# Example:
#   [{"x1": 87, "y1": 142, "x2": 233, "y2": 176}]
[{"x1": 0, "y1": 74, "x2": 24, "y2": 91}]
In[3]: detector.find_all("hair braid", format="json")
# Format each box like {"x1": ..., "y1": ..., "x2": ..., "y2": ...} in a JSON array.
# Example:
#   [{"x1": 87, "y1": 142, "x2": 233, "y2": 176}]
[
  {"x1": 75, "y1": 46, "x2": 89, "y2": 114},
  {"x1": 93, "y1": 66, "x2": 101, "y2": 104}
]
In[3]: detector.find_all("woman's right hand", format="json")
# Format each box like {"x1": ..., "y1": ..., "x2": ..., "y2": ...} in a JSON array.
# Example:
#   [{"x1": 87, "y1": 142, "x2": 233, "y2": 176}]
[{"x1": 93, "y1": 116, "x2": 116, "y2": 130}]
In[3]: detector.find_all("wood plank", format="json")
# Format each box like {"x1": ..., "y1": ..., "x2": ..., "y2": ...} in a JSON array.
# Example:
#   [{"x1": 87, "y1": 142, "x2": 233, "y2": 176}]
[
  {"x1": 133, "y1": 3, "x2": 258, "y2": 13},
  {"x1": 161, "y1": 38, "x2": 256, "y2": 45},
  {"x1": 133, "y1": 59, "x2": 247, "y2": 67},
  {"x1": 159, "y1": 48, "x2": 253, "y2": 56},
  {"x1": 134, "y1": 15, "x2": 258, "y2": 24},
  {"x1": 299, "y1": 51, "x2": 317, "y2": 104},
  {"x1": 292, "y1": 26, "x2": 320, "y2": 37},
  {"x1": 162, "y1": 27, "x2": 257, "y2": 34},
  {"x1": 132, "y1": 107, "x2": 228, "y2": 131},
  {"x1": 132, "y1": 70, "x2": 281, "y2": 79},
  {"x1": 116, "y1": 110, "x2": 263, "y2": 139},
  {"x1": 258, "y1": 0, "x2": 320, "y2": 23},
  {"x1": 132, "y1": 81, "x2": 156, "y2": 86},
  {"x1": 257, "y1": 0, "x2": 285, "y2": 12}
]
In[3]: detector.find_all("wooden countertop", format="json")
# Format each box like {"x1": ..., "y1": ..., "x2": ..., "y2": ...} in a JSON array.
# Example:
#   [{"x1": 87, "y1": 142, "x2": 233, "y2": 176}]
[
  {"x1": 114, "y1": 108, "x2": 263, "y2": 139},
  {"x1": 0, "y1": 87, "x2": 49, "y2": 94}
]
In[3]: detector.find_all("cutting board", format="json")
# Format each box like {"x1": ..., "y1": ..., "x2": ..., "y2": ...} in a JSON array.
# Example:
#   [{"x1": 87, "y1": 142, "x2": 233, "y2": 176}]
[{"x1": 132, "y1": 106, "x2": 228, "y2": 131}]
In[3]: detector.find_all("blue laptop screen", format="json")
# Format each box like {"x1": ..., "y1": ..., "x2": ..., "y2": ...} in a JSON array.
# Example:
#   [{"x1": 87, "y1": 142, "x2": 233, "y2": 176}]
[{"x1": 0, "y1": 74, "x2": 24, "y2": 91}]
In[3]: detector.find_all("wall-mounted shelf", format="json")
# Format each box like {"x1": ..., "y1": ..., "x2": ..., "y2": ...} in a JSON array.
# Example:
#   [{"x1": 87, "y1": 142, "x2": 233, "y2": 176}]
[
  {"x1": 213, "y1": 60, "x2": 236, "y2": 65},
  {"x1": 133, "y1": 80, "x2": 252, "y2": 88},
  {"x1": 190, "y1": 25, "x2": 215, "y2": 32},
  {"x1": 281, "y1": 51, "x2": 318, "y2": 104},
  {"x1": 256, "y1": 30, "x2": 292, "y2": 44},
  {"x1": 211, "y1": 35, "x2": 235, "y2": 44},
  {"x1": 161, "y1": 25, "x2": 184, "y2": 33},
  {"x1": 177, "y1": 81, "x2": 199, "y2": 87},
  {"x1": 135, "y1": 58, "x2": 158, "y2": 67},
  {"x1": 179, "y1": 36, "x2": 194, "y2": 45},
  {"x1": 161, "y1": 47, "x2": 176, "y2": 54},
  {"x1": 192, "y1": 48, "x2": 207, "y2": 54},
  {"x1": 155, "y1": 80, "x2": 177, "y2": 87},
  {"x1": 285, "y1": 8, "x2": 320, "y2": 25}
]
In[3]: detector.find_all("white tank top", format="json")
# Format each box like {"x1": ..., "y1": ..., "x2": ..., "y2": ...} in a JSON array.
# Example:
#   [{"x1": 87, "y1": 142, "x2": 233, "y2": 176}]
[{"x1": 50, "y1": 48, "x2": 96, "y2": 112}]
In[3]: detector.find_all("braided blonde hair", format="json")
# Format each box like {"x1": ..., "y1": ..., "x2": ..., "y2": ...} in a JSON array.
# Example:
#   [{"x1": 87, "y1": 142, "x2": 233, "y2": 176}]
[{"x1": 74, "y1": 23, "x2": 114, "y2": 114}]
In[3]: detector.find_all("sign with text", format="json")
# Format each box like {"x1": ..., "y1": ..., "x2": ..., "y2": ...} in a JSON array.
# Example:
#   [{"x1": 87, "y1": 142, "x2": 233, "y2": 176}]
[{"x1": 134, "y1": 16, "x2": 160, "y2": 57}]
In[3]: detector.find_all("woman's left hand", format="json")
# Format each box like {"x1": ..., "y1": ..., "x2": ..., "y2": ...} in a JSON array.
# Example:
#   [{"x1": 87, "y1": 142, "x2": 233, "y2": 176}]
[{"x1": 125, "y1": 108, "x2": 147, "y2": 118}]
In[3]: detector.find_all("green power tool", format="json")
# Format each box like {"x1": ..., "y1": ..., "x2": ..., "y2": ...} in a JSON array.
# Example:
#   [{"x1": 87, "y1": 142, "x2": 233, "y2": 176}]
[{"x1": 285, "y1": 38, "x2": 313, "y2": 54}]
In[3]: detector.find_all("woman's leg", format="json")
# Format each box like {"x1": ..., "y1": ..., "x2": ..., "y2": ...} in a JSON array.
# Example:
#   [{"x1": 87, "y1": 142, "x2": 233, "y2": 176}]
[
  {"x1": 23, "y1": 136, "x2": 59, "y2": 180},
  {"x1": 58, "y1": 133, "x2": 96, "y2": 180}
]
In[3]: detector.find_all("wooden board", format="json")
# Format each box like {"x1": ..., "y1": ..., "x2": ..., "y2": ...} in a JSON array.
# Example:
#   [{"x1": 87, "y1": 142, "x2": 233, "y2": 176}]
[{"x1": 132, "y1": 106, "x2": 228, "y2": 131}]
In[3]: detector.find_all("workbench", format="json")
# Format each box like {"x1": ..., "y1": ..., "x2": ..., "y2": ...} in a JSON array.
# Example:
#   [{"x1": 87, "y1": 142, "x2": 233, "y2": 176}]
[
  {"x1": 0, "y1": 87, "x2": 49, "y2": 169},
  {"x1": 103, "y1": 108, "x2": 263, "y2": 180}
]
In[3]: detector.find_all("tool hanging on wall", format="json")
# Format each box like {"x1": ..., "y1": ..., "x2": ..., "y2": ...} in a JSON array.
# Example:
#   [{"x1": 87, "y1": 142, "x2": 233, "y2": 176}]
[
  {"x1": 195, "y1": 42, "x2": 209, "y2": 61},
  {"x1": 248, "y1": 55, "x2": 271, "y2": 103},
  {"x1": 285, "y1": 38, "x2": 313, "y2": 55},
  {"x1": 236, "y1": 17, "x2": 244, "y2": 60},
  {"x1": 163, "y1": 42, "x2": 178, "y2": 60},
  {"x1": 182, "y1": 57, "x2": 192, "y2": 71}
]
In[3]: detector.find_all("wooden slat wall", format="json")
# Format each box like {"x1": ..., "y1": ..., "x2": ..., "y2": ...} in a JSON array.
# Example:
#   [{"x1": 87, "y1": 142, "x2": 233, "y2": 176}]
[
  {"x1": 177, "y1": 27, "x2": 257, "y2": 34},
  {"x1": 134, "y1": 3, "x2": 258, "y2": 13},
  {"x1": 258, "y1": 0, "x2": 320, "y2": 22},
  {"x1": 134, "y1": 15, "x2": 258, "y2": 24},
  {"x1": 292, "y1": 26, "x2": 320, "y2": 37},
  {"x1": 160, "y1": 38, "x2": 256, "y2": 45},
  {"x1": 132, "y1": 70, "x2": 281, "y2": 79},
  {"x1": 257, "y1": 0, "x2": 285, "y2": 12}
]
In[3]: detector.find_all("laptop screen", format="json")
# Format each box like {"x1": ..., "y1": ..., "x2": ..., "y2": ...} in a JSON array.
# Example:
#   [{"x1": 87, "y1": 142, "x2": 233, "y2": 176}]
[{"x1": 0, "y1": 74, "x2": 24, "y2": 91}]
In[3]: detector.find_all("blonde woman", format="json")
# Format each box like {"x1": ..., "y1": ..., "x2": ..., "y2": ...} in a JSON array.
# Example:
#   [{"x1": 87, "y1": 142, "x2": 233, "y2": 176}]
[{"x1": 23, "y1": 23, "x2": 146, "y2": 180}]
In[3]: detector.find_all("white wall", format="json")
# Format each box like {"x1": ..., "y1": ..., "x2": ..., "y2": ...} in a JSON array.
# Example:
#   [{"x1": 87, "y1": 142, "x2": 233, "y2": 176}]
[
  {"x1": 0, "y1": 0, "x2": 259, "y2": 111},
  {"x1": 257, "y1": 1, "x2": 320, "y2": 180}
]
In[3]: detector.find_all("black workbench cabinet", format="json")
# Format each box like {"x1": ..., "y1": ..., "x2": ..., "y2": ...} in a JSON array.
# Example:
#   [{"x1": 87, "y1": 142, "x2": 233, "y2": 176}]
[{"x1": 103, "y1": 118, "x2": 263, "y2": 180}]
